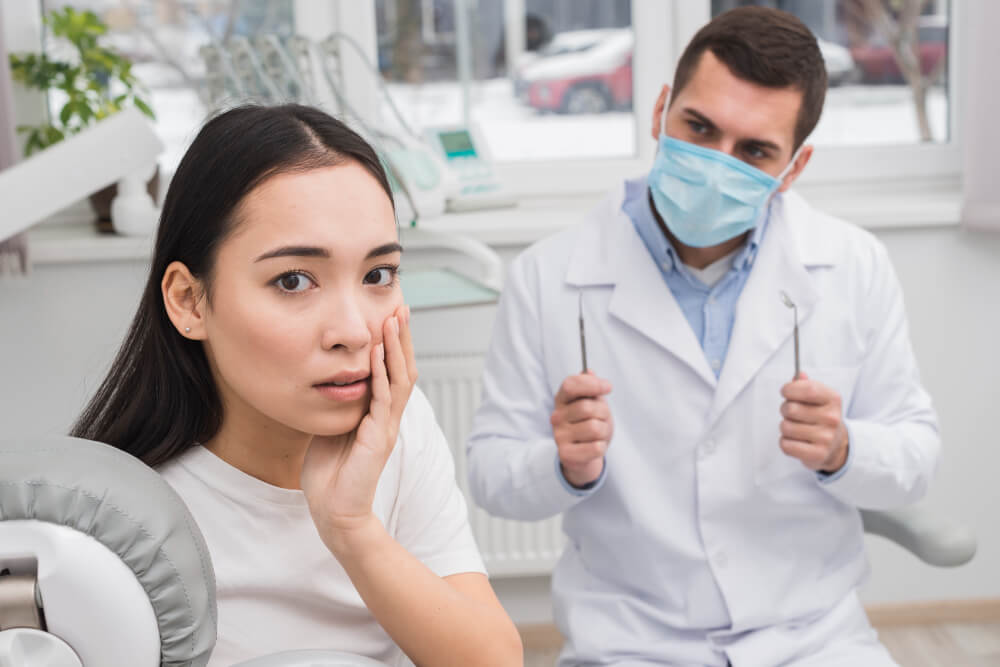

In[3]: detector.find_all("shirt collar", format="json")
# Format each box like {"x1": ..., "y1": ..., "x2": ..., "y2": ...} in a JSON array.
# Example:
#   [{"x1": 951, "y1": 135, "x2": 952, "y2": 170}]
[{"x1": 622, "y1": 176, "x2": 773, "y2": 275}]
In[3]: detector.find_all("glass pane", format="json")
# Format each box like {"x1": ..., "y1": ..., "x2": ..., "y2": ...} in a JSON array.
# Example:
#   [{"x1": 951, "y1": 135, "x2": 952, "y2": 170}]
[
  {"x1": 38, "y1": 1, "x2": 295, "y2": 174},
  {"x1": 710, "y1": 0, "x2": 950, "y2": 146},
  {"x1": 376, "y1": 0, "x2": 636, "y2": 162}
]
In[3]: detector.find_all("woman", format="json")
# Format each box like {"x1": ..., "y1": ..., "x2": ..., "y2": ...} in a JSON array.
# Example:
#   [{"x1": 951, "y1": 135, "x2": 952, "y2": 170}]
[{"x1": 72, "y1": 104, "x2": 522, "y2": 666}]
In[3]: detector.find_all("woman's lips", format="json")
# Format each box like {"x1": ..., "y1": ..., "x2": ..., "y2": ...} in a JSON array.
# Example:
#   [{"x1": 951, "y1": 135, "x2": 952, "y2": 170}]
[{"x1": 314, "y1": 378, "x2": 369, "y2": 402}]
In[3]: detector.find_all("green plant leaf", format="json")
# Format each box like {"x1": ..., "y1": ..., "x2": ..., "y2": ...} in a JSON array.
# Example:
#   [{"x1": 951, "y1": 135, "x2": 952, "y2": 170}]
[
  {"x1": 59, "y1": 102, "x2": 74, "y2": 126},
  {"x1": 44, "y1": 126, "x2": 65, "y2": 145},
  {"x1": 68, "y1": 99, "x2": 91, "y2": 125},
  {"x1": 24, "y1": 130, "x2": 43, "y2": 157},
  {"x1": 12, "y1": 5, "x2": 156, "y2": 131},
  {"x1": 133, "y1": 97, "x2": 155, "y2": 119}
]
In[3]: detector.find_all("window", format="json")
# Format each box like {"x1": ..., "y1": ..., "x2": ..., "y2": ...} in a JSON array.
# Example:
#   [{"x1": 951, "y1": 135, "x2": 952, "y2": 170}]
[
  {"x1": 711, "y1": 0, "x2": 951, "y2": 147},
  {"x1": 368, "y1": 0, "x2": 963, "y2": 193},
  {"x1": 690, "y1": 0, "x2": 960, "y2": 188},
  {"x1": 34, "y1": 0, "x2": 296, "y2": 173},
  {"x1": 375, "y1": 0, "x2": 636, "y2": 162},
  {"x1": 9, "y1": 0, "x2": 966, "y2": 204}
]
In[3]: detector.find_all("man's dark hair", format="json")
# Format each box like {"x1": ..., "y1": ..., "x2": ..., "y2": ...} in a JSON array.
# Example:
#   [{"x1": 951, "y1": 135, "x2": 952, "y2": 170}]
[{"x1": 671, "y1": 6, "x2": 827, "y2": 149}]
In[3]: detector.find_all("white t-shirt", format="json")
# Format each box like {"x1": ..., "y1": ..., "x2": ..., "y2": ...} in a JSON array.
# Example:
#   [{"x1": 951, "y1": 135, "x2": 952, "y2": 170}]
[
  {"x1": 157, "y1": 386, "x2": 486, "y2": 667},
  {"x1": 684, "y1": 245, "x2": 741, "y2": 288}
]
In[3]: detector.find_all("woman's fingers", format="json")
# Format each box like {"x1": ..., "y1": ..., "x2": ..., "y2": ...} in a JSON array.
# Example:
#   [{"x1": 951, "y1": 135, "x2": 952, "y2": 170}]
[
  {"x1": 380, "y1": 308, "x2": 415, "y2": 447},
  {"x1": 383, "y1": 314, "x2": 407, "y2": 387},
  {"x1": 368, "y1": 341, "x2": 391, "y2": 429},
  {"x1": 399, "y1": 305, "x2": 418, "y2": 384}
]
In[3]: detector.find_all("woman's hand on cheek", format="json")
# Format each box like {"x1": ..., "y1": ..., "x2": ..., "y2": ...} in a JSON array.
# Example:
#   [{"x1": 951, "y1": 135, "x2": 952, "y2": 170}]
[{"x1": 301, "y1": 305, "x2": 417, "y2": 555}]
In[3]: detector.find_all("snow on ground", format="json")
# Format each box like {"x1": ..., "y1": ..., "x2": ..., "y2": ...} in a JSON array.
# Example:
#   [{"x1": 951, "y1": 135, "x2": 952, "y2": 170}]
[{"x1": 135, "y1": 68, "x2": 949, "y2": 174}]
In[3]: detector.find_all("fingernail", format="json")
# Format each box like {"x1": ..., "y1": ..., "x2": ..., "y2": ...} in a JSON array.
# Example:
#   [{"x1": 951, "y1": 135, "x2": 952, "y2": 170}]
[
  {"x1": 391, "y1": 316, "x2": 399, "y2": 333},
  {"x1": 377, "y1": 343, "x2": 385, "y2": 360}
]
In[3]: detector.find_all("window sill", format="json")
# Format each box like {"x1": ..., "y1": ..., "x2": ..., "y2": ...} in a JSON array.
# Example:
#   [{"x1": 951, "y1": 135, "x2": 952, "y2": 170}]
[
  {"x1": 25, "y1": 180, "x2": 962, "y2": 266},
  {"x1": 27, "y1": 221, "x2": 155, "y2": 265},
  {"x1": 419, "y1": 178, "x2": 963, "y2": 245}
]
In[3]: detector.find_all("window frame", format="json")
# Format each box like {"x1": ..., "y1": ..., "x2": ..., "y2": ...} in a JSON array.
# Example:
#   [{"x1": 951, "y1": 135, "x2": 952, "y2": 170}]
[
  {"x1": 6, "y1": 0, "x2": 967, "y2": 209},
  {"x1": 356, "y1": 0, "x2": 965, "y2": 197}
]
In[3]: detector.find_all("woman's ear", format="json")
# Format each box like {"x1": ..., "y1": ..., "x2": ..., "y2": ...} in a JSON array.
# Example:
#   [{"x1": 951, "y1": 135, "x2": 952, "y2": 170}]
[{"x1": 162, "y1": 261, "x2": 207, "y2": 339}]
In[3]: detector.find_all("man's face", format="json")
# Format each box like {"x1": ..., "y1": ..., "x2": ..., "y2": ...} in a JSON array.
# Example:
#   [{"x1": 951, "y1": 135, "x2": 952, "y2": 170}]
[{"x1": 664, "y1": 50, "x2": 804, "y2": 179}]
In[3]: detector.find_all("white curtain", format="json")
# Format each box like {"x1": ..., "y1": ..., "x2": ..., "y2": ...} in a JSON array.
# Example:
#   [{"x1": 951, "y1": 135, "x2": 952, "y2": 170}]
[
  {"x1": 961, "y1": 1, "x2": 1000, "y2": 231},
  {"x1": 0, "y1": 3, "x2": 30, "y2": 274}
]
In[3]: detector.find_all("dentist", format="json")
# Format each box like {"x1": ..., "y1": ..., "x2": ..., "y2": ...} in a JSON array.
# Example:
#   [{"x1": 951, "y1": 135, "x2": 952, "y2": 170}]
[{"x1": 467, "y1": 7, "x2": 939, "y2": 667}]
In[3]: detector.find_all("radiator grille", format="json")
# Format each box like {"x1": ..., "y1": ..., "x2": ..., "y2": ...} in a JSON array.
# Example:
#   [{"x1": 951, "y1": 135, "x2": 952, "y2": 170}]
[{"x1": 417, "y1": 355, "x2": 565, "y2": 577}]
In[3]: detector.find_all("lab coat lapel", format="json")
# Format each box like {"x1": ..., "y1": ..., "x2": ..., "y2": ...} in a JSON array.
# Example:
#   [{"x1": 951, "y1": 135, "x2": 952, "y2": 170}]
[
  {"x1": 604, "y1": 209, "x2": 718, "y2": 387},
  {"x1": 707, "y1": 199, "x2": 819, "y2": 425}
]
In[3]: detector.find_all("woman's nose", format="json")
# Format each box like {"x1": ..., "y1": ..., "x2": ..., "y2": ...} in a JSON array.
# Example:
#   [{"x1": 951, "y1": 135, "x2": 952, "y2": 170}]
[{"x1": 320, "y1": 295, "x2": 373, "y2": 352}]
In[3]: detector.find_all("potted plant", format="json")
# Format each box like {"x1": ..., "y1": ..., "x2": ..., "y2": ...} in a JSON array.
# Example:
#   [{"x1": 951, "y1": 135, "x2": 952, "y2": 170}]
[{"x1": 8, "y1": 6, "x2": 157, "y2": 232}]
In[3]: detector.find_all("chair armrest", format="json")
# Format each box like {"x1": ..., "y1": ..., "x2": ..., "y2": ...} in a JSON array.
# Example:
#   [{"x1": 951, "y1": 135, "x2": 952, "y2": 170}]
[{"x1": 860, "y1": 506, "x2": 977, "y2": 567}]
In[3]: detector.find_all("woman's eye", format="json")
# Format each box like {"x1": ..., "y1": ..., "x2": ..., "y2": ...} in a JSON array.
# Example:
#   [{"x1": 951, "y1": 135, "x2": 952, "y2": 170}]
[
  {"x1": 274, "y1": 272, "x2": 315, "y2": 293},
  {"x1": 364, "y1": 267, "x2": 397, "y2": 287}
]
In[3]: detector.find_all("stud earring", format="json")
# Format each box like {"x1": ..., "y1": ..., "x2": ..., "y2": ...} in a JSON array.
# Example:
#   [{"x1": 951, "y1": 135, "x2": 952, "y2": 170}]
[{"x1": 185, "y1": 327, "x2": 191, "y2": 333}]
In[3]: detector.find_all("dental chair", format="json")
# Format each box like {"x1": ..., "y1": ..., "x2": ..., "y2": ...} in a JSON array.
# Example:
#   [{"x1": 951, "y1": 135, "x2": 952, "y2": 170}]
[
  {"x1": 860, "y1": 506, "x2": 975, "y2": 567},
  {"x1": 0, "y1": 436, "x2": 391, "y2": 667}
]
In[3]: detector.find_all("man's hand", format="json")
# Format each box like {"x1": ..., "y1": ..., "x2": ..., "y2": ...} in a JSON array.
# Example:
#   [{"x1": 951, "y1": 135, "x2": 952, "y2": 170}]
[
  {"x1": 779, "y1": 373, "x2": 849, "y2": 474},
  {"x1": 551, "y1": 371, "x2": 613, "y2": 488}
]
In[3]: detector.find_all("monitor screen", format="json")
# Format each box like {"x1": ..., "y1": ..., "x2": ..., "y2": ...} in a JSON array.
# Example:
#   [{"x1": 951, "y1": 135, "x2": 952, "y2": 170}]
[{"x1": 438, "y1": 130, "x2": 476, "y2": 158}]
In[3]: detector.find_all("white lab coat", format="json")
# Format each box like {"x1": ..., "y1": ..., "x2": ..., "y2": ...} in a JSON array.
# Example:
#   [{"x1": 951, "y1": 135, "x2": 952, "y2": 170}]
[{"x1": 466, "y1": 183, "x2": 939, "y2": 666}]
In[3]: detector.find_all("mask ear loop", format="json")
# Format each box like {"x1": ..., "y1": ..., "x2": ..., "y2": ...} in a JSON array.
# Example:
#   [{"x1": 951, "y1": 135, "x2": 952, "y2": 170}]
[
  {"x1": 775, "y1": 142, "x2": 805, "y2": 189},
  {"x1": 660, "y1": 90, "x2": 672, "y2": 138}
]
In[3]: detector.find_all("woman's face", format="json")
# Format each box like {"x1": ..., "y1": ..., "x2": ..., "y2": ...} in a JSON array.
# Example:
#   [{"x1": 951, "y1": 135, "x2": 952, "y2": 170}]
[{"x1": 202, "y1": 162, "x2": 402, "y2": 438}]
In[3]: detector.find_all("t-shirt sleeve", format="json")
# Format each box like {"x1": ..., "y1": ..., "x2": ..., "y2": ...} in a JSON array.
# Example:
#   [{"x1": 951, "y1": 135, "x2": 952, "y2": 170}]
[{"x1": 392, "y1": 386, "x2": 487, "y2": 578}]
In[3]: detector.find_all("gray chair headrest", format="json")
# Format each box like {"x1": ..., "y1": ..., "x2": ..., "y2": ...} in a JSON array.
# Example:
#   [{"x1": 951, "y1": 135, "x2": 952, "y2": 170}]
[{"x1": 0, "y1": 436, "x2": 217, "y2": 667}]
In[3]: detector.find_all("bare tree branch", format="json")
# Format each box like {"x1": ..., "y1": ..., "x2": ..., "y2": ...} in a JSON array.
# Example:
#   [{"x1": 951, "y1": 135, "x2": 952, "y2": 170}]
[{"x1": 845, "y1": 0, "x2": 939, "y2": 142}]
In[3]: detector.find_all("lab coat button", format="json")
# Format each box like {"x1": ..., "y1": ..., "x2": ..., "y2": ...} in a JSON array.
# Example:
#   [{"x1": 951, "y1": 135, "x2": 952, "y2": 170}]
[{"x1": 700, "y1": 439, "x2": 717, "y2": 459}]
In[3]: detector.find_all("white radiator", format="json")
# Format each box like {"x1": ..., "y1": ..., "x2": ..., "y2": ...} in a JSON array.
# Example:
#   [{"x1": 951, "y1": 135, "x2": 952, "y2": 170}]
[{"x1": 417, "y1": 355, "x2": 566, "y2": 578}]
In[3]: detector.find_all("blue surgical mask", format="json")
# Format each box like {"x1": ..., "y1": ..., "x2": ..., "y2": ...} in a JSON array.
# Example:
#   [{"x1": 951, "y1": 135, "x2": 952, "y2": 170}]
[{"x1": 648, "y1": 101, "x2": 800, "y2": 248}]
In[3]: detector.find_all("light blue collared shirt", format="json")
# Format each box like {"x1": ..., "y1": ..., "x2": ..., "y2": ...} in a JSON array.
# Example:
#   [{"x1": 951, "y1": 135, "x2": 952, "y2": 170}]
[
  {"x1": 623, "y1": 176, "x2": 765, "y2": 379},
  {"x1": 621, "y1": 176, "x2": 852, "y2": 483}
]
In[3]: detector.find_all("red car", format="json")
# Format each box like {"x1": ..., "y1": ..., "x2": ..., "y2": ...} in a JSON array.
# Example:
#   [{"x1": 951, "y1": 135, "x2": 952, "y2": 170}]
[
  {"x1": 514, "y1": 29, "x2": 633, "y2": 114},
  {"x1": 850, "y1": 15, "x2": 947, "y2": 84}
]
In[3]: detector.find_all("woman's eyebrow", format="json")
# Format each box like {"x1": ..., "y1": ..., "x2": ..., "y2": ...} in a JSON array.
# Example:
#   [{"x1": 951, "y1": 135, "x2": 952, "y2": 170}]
[
  {"x1": 254, "y1": 242, "x2": 402, "y2": 262},
  {"x1": 366, "y1": 242, "x2": 403, "y2": 260},
  {"x1": 255, "y1": 246, "x2": 329, "y2": 262}
]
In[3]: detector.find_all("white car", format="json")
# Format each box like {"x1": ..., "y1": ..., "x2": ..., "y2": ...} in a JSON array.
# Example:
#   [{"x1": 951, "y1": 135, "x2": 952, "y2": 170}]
[
  {"x1": 513, "y1": 29, "x2": 634, "y2": 114},
  {"x1": 513, "y1": 29, "x2": 857, "y2": 116},
  {"x1": 818, "y1": 38, "x2": 859, "y2": 86}
]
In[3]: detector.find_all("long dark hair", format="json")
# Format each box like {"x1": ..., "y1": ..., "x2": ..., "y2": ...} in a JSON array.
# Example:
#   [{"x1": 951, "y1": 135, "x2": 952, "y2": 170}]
[{"x1": 72, "y1": 104, "x2": 394, "y2": 467}]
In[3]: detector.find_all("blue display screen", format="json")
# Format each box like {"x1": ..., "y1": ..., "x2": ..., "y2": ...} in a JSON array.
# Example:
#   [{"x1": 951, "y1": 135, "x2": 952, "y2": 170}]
[{"x1": 438, "y1": 130, "x2": 477, "y2": 158}]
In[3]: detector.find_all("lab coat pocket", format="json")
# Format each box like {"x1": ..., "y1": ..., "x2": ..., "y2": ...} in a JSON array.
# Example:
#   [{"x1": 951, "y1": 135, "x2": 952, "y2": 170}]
[{"x1": 753, "y1": 366, "x2": 859, "y2": 487}]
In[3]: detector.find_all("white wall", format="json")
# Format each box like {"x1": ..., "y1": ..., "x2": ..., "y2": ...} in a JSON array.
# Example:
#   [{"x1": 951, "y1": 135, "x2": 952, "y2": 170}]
[
  {"x1": 1, "y1": 217, "x2": 998, "y2": 627},
  {"x1": 861, "y1": 225, "x2": 1000, "y2": 604}
]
